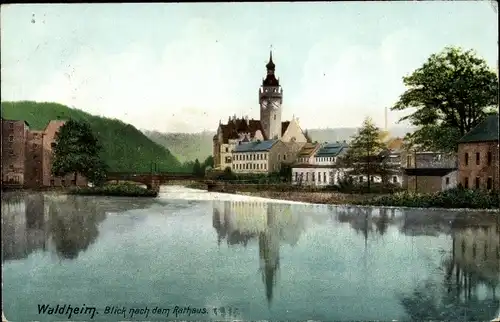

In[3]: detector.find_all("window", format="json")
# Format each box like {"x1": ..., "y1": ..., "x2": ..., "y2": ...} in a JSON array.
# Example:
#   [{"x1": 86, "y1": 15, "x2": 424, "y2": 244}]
[
  {"x1": 8, "y1": 122, "x2": 13, "y2": 129},
  {"x1": 278, "y1": 155, "x2": 281, "y2": 161},
  {"x1": 283, "y1": 154, "x2": 286, "y2": 160},
  {"x1": 71, "y1": 180, "x2": 76, "y2": 185},
  {"x1": 274, "y1": 115, "x2": 276, "y2": 120},
  {"x1": 306, "y1": 173, "x2": 309, "y2": 181},
  {"x1": 295, "y1": 173, "x2": 298, "y2": 182},
  {"x1": 9, "y1": 149, "x2": 14, "y2": 156},
  {"x1": 359, "y1": 176, "x2": 363, "y2": 183},
  {"x1": 476, "y1": 152, "x2": 480, "y2": 165},
  {"x1": 445, "y1": 177, "x2": 450, "y2": 185},
  {"x1": 50, "y1": 179, "x2": 55, "y2": 186},
  {"x1": 393, "y1": 176, "x2": 398, "y2": 183},
  {"x1": 475, "y1": 177, "x2": 480, "y2": 189},
  {"x1": 464, "y1": 177, "x2": 469, "y2": 189},
  {"x1": 464, "y1": 153, "x2": 469, "y2": 166},
  {"x1": 487, "y1": 151, "x2": 492, "y2": 166},
  {"x1": 487, "y1": 177, "x2": 493, "y2": 190},
  {"x1": 323, "y1": 172, "x2": 326, "y2": 182},
  {"x1": 8, "y1": 135, "x2": 13, "y2": 142},
  {"x1": 312, "y1": 173, "x2": 315, "y2": 182},
  {"x1": 370, "y1": 176, "x2": 374, "y2": 182},
  {"x1": 318, "y1": 173, "x2": 321, "y2": 183},
  {"x1": 406, "y1": 155, "x2": 411, "y2": 167}
]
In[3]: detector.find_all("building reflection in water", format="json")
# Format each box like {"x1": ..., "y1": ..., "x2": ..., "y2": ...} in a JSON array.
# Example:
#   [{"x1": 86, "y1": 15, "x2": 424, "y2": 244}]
[
  {"x1": 400, "y1": 212, "x2": 500, "y2": 321},
  {"x1": 2, "y1": 193, "x2": 160, "y2": 262},
  {"x1": 212, "y1": 200, "x2": 308, "y2": 305}
]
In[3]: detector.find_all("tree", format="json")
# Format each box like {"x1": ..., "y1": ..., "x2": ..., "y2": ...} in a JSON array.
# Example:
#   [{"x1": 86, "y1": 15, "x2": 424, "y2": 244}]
[
  {"x1": 52, "y1": 119, "x2": 108, "y2": 186},
  {"x1": 392, "y1": 46, "x2": 498, "y2": 153},
  {"x1": 339, "y1": 118, "x2": 389, "y2": 191},
  {"x1": 192, "y1": 159, "x2": 203, "y2": 177},
  {"x1": 202, "y1": 155, "x2": 214, "y2": 170}
]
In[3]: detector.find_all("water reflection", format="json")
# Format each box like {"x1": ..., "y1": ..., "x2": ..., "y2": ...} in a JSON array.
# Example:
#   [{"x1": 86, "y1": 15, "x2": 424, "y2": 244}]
[
  {"x1": 212, "y1": 201, "x2": 308, "y2": 305},
  {"x1": 1, "y1": 193, "x2": 162, "y2": 262},
  {"x1": 400, "y1": 214, "x2": 500, "y2": 320}
]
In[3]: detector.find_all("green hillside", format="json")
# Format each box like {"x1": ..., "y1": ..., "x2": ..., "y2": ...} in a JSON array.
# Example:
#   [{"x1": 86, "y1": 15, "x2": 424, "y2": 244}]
[
  {"x1": 1, "y1": 101, "x2": 184, "y2": 173},
  {"x1": 143, "y1": 130, "x2": 214, "y2": 162}
]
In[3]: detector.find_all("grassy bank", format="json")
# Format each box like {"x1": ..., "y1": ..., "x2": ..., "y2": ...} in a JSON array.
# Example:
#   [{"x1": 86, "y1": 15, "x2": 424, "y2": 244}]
[
  {"x1": 68, "y1": 184, "x2": 158, "y2": 197},
  {"x1": 356, "y1": 188, "x2": 499, "y2": 209}
]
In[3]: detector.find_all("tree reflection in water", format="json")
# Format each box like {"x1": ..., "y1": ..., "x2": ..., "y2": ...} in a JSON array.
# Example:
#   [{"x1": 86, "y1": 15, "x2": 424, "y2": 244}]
[
  {"x1": 399, "y1": 215, "x2": 500, "y2": 321},
  {"x1": 49, "y1": 196, "x2": 105, "y2": 260},
  {"x1": 2, "y1": 193, "x2": 162, "y2": 262}
]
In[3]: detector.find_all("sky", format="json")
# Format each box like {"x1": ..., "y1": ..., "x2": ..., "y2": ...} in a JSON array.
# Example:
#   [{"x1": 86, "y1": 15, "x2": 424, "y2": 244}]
[{"x1": 1, "y1": 2, "x2": 498, "y2": 133}]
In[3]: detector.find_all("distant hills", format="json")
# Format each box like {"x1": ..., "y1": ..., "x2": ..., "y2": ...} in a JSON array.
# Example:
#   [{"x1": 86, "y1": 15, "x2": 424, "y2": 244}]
[
  {"x1": 1, "y1": 101, "x2": 184, "y2": 173},
  {"x1": 143, "y1": 126, "x2": 415, "y2": 162}
]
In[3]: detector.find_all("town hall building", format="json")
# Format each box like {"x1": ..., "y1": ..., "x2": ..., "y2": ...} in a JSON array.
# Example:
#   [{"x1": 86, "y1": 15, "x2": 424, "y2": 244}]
[{"x1": 212, "y1": 52, "x2": 308, "y2": 172}]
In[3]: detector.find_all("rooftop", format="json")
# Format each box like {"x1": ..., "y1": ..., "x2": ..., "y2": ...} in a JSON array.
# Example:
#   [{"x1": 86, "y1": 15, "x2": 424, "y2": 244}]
[
  {"x1": 315, "y1": 142, "x2": 349, "y2": 157},
  {"x1": 297, "y1": 143, "x2": 319, "y2": 157},
  {"x1": 233, "y1": 139, "x2": 278, "y2": 153},
  {"x1": 458, "y1": 114, "x2": 499, "y2": 144}
]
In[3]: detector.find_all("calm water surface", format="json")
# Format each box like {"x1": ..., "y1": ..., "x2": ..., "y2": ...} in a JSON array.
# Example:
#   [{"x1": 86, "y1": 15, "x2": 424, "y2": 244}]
[{"x1": 2, "y1": 186, "x2": 499, "y2": 321}]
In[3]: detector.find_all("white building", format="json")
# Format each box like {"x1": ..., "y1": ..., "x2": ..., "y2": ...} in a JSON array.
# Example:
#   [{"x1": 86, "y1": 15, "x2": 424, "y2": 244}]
[{"x1": 292, "y1": 142, "x2": 349, "y2": 187}]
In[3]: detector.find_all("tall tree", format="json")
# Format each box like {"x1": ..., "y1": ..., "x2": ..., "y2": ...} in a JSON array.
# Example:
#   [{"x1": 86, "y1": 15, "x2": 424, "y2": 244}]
[
  {"x1": 339, "y1": 118, "x2": 389, "y2": 191},
  {"x1": 192, "y1": 159, "x2": 203, "y2": 177},
  {"x1": 392, "y1": 46, "x2": 498, "y2": 152},
  {"x1": 52, "y1": 119, "x2": 108, "y2": 186},
  {"x1": 202, "y1": 155, "x2": 214, "y2": 169}
]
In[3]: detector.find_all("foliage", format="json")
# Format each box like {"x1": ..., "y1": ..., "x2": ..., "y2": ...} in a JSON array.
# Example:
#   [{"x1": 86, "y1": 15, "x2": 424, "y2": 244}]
[
  {"x1": 202, "y1": 155, "x2": 214, "y2": 169},
  {"x1": 51, "y1": 119, "x2": 108, "y2": 186},
  {"x1": 358, "y1": 187, "x2": 499, "y2": 209},
  {"x1": 392, "y1": 47, "x2": 499, "y2": 152},
  {"x1": 68, "y1": 183, "x2": 158, "y2": 197},
  {"x1": 338, "y1": 117, "x2": 397, "y2": 189},
  {"x1": 1, "y1": 101, "x2": 184, "y2": 172},
  {"x1": 192, "y1": 159, "x2": 204, "y2": 177}
]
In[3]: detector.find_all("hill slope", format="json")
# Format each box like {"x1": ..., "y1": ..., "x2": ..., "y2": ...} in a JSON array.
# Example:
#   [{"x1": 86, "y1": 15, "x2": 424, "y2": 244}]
[
  {"x1": 143, "y1": 130, "x2": 214, "y2": 163},
  {"x1": 1, "y1": 101, "x2": 183, "y2": 173}
]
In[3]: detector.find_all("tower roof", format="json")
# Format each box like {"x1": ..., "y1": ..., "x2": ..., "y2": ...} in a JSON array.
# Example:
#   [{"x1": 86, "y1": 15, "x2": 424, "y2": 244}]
[{"x1": 266, "y1": 51, "x2": 275, "y2": 70}]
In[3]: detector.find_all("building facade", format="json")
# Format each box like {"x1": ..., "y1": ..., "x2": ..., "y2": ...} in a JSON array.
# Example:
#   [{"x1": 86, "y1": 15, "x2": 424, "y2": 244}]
[
  {"x1": 1, "y1": 119, "x2": 30, "y2": 187},
  {"x1": 292, "y1": 142, "x2": 349, "y2": 187},
  {"x1": 401, "y1": 150, "x2": 458, "y2": 193},
  {"x1": 232, "y1": 139, "x2": 300, "y2": 174},
  {"x1": 457, "y1": 115, "x2": 499, "y2": 191},
  {"x1": 212, "y1": 52, "x2": 307, "y2": 171},
  {"x1": 1, "y1": 118, "x2": 87, "y2": 189}
]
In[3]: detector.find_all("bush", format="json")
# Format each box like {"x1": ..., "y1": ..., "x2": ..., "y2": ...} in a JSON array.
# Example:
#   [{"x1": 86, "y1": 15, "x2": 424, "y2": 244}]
[
  {"x1": 357, "y1": 187, "x2": 499, "y2": 209},
  {"x1": 68, "y1": 183, "x2": 158, "y2": 197}
]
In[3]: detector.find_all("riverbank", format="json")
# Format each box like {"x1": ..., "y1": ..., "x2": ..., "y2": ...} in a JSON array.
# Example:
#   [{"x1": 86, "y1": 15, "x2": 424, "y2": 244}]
[
  {"x1": 68, "y1": 184, "x2": 158, "y2": 197},
  {"x1": 187, "y1": 182, "x2": 499, "y2": 211}
]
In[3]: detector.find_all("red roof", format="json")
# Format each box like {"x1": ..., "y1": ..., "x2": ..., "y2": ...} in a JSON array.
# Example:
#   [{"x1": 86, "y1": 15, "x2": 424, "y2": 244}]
[{"x1": 217, "y1": 118, "x2": 290, "y2": 143}]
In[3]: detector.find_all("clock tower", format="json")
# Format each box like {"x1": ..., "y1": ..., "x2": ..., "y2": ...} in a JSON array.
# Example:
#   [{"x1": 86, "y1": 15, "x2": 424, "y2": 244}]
[{"x1": 259, "y1": 51, "x2": 283, "y2": 140}]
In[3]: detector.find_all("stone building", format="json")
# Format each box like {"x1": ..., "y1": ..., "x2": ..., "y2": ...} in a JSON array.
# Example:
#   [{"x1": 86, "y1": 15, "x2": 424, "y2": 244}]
[
  {"x1": 1, "y1": 118, "x2": 87, "y2": 189},
  {"x1": 1, "y1": 119, "x2": 30, "y2": 187},
  {"x1": 213, "y1": 51, "x2": 308, "y2": 171},
  {"x1": 457, "y1": 114, "x2": 499, "y2": 191}
]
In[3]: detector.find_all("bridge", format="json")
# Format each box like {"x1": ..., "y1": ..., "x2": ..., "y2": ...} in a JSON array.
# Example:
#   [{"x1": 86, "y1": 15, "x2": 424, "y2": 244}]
[{"x1": 106, "y1": 172, "x2": 199, "y2": 191}]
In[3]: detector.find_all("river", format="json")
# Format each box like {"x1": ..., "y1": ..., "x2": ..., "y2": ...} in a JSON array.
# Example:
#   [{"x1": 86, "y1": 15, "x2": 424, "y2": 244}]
[{"x1": 2, "y1": 186, "x2": 499, "y2": 321}]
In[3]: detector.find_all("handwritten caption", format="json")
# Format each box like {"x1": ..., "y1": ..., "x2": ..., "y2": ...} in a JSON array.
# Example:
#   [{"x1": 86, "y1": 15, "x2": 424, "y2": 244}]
[{"x1": 38, "y1": 304, "x2": 240, "y2": 320}]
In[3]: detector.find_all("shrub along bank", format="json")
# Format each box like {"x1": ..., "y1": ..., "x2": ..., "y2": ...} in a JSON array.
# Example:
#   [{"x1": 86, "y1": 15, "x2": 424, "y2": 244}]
[
  {"x1": 356, "y1": 188, "x2": 499, "y2": 209},
  {"x1": 68, "y1": 183, "x2": 158, "y2": 197}
]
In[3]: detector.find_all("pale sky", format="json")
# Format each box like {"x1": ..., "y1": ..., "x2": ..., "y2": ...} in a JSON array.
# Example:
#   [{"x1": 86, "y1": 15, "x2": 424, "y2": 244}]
[{"x1": 1, "y1": 2, "x2": 498, "y2": 133}]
